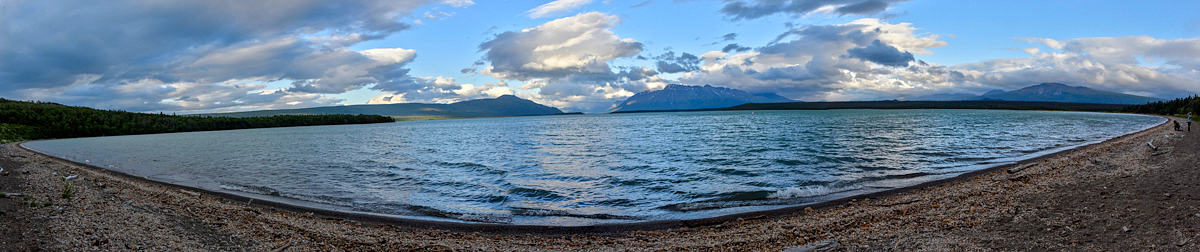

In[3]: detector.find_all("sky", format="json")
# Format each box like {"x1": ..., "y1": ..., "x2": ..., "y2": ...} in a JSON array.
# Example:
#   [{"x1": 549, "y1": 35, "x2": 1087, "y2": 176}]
[{"x1": 2, "y1": 0, "x2": 1199, "y2": 114}]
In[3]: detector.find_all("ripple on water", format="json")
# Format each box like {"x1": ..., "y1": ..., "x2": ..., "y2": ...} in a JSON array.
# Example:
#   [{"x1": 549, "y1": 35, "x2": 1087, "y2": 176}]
[{"x1": 21, "y1": 110, "x2": 1165, "y2": 225}]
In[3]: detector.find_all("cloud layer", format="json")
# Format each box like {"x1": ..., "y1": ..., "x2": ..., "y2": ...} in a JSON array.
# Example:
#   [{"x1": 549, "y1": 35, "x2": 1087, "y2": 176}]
[
  {"x1": 720, "y1": 0, "x2": 909, "y2": 20},
  {"x1": 955, "y1": 36, "x2": 1200, "y2": 99},
  {"x1": 3, "y1": 1, "x2": 1199, "y2": 114},
  {"x1": 0, "y1": 0, "x2": 429, "y2": 112}
]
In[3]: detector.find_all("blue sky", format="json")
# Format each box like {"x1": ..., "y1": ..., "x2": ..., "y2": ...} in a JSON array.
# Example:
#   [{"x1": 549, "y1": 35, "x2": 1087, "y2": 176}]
[{"x1": 2, "y1": 0, "x2": 1198, "y2": 113}]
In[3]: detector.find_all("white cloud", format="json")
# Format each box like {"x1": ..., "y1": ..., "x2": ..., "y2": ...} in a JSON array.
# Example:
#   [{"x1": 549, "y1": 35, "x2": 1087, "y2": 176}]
[
  {"x1": 442, "y1": 0, "x2": 475, "y2": 7},
  {"x1": 524, "y1": 0, "x2": 594, "y2": 19},
  {"x1": 480, "y1": 12, "x2": 641, "y2": 81},
  {"x1": 477, "y1": 12, "x2": 656, "y2": 112},
  {"x1": 369, "y1": 76, "x2": 516, "y2": 104}
]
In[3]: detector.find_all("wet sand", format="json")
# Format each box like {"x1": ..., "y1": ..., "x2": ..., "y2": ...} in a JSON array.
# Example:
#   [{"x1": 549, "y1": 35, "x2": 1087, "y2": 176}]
[{"x1": 0, "y1": 117, "x2": 1196, "y2": 251}]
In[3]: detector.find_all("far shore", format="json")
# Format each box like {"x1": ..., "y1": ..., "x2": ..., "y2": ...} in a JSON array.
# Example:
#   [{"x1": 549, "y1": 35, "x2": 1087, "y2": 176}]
[{"x1": 1, "y1": 116, "x2": 1196, "y2": 251}]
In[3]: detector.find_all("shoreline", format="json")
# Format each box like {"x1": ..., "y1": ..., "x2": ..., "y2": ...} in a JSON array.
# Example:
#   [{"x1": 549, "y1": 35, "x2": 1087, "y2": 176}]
[
  {"x1": 13, "y1": 115, "x2": 1159, "y2": 234},
  {"x1": 1, "y1": 116, "x2": 1195, "y2": 250}
]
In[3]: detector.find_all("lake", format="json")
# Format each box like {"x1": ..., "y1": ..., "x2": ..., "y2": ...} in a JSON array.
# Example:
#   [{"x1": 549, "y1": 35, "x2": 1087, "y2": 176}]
[{"x1": 22, "y1": 110, "x2": 1163, "y2": 225}]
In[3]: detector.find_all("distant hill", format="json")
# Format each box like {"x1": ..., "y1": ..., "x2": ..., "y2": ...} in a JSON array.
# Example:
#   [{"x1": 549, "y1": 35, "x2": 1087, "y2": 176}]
[
  {"x1": 727, "y1": 100, "x2": 1129, "y2": 112},
  {"x1": 908, "y1": 83, "x2": 1163, "y2": 104},
  {"x1": 909, "y1": 93, "x2": 979, "y2": 101},
  {"x1": 0, "y1": 98, "x2": 393, "y2": 141},
  {"x1": 973, "y1": 83, "x2": 1164, "y2": 104},
  {"x1": 981, "y1": 89, "x2": 1006, "y2": 96},
  {"x1": 610, "y1": 84, "x2": 793, "y2": 112},
  {"x1": 199, "y1": 95, "x2": 571, "y2": 119}
]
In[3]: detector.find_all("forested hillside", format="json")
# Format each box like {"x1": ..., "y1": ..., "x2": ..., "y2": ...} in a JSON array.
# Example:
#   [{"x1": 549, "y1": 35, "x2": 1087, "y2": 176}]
[
  {"x1": 0, "y1": 98, "x2": 393, "y2": 141},
  {"x1": 1121, "y1": 95, "x2": 1199, "y2": 116}
]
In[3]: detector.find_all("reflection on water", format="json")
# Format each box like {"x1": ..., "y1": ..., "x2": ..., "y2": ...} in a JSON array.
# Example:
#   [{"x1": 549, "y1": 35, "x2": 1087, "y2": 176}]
[{"x1": 23, "y1": 110, "x2": 1162, "y2": 225}]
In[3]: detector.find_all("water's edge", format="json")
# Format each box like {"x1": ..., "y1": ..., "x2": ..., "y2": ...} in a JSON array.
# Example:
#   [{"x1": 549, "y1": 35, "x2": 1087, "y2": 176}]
[{"x1": 17, "y1": 116, "x2": 1168, "y2": 235}]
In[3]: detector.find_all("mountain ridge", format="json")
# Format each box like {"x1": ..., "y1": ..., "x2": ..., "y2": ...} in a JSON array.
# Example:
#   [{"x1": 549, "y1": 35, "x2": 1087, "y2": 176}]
[
  {"x1": 610, "y1": 84, "x2": 793, "y2": 112},
  {"x1": 908, "y1": 83, "x2": 1163, "y2": 104}
]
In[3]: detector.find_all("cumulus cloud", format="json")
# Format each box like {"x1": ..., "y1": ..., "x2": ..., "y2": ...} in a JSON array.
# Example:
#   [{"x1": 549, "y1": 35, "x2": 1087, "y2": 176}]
[
  {"x1": 480, "y1": 12, "x2": 643, "y2": 81},
  {"x1": 844, "y1": 39, "x2": 915, "y2": 67},
  {"x1": 0, "y1": 0, "x2": 431, "y2": 112},
  {"x1": 477, "y1": 12, "x2": 660, "y2": 112},
  {"x1": 524, "y1": 0, "x2": 594, "y2": 19},
  {"x1": 680, "y1": 18, "x2": 946, "y2": 101},
  {"x1": 720, "y1": 0, "x2": 909, "y2": 20}
]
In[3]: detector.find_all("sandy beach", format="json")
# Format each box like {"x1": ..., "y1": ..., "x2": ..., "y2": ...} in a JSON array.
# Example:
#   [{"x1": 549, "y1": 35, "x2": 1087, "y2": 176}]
[{"x1": 1, "y1": 116, "x2": 1196, "y2": 251}]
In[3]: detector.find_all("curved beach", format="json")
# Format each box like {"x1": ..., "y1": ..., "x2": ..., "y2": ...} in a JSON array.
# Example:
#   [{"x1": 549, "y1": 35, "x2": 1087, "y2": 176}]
[{"x1": 1, "y1": 117, "x2": 1196, "y2": 251}]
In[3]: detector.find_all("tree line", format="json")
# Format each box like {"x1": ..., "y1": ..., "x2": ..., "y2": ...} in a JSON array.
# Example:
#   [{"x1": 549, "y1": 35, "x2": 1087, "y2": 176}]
[
  {"x1": 1120, "y1": 95, "x2": 1200, "y2": 117},
  {"x1": 0, "y1": 98, "x2": 394, "y2": 142},
  {"x1": 724, "y1": 100, "x2": 1131, "y2": 112}
]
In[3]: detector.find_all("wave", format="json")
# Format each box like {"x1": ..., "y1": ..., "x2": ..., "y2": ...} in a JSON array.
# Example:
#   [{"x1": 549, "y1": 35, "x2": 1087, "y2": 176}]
[{"x1": 768, "y1": 184, "x2": 863, "y2": 199}]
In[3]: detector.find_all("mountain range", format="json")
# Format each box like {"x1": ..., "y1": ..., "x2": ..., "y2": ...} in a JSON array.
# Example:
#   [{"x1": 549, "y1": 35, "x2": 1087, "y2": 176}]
[
  {"x1": 907, "y1": 83, "x2": 1164, "y2": 104},
  {"x1": 198, "y1": 95, "x2": 572, "y2": 119},
  {"x1": 610, "y1": 84, "x2": 793, "y2": 112}
]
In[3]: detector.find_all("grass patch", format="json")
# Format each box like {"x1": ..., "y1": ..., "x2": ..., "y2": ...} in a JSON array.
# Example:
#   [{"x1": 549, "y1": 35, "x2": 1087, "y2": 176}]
[{"x1": 60, "y1": 177, "x2": 75, "y2": 199}]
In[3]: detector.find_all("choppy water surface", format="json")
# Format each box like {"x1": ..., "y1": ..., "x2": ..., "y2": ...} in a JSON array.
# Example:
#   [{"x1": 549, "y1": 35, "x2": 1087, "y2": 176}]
[{"x1": 23, "y1": 110, "x2": 1162, "y2": 225}]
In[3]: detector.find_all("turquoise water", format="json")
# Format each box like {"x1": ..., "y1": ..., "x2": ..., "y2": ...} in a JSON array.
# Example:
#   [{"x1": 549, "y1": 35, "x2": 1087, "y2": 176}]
[{"x1": 23, "y1": 110, "x2": 1163, "y2": 225}]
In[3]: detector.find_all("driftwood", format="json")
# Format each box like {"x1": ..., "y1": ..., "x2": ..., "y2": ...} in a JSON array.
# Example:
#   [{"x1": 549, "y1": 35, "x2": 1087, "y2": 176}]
[
  {"x1": 878, "y1": 199, "x2": 921, "y2": 207},
  {"x1": 783, "y1": 239, "x2": 841, "y2": 252},
  {"x1": 179, "y1": 189, "x2": 201, "y2": 197},
  {"x1": 1148, "y1": 140, "x2": 1157, "y2": 151},
  {"x1": 1007, "y1": 163, "x2": 1035, "y2": 174}
]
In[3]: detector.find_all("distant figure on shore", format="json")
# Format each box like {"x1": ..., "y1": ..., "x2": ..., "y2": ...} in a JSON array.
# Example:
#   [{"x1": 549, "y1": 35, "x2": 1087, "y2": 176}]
[{"x1": 1189, "y1": 112, "x2": 1193, "y2": 131}]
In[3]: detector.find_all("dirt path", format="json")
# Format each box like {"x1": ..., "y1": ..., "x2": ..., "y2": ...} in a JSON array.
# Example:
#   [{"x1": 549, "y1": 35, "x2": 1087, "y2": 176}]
[{"x1": 0, "y1": 117, "x2": 1193, "y2": 251}]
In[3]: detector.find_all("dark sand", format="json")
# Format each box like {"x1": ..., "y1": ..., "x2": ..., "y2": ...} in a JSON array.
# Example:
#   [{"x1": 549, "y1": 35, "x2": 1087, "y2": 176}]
[{"x1": 0, "y1": 116, "x2": 1196, "y2": 251}]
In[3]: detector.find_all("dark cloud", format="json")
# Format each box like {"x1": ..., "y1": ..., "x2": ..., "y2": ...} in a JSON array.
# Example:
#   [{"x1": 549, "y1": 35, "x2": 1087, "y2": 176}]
[
  {"x1": 722, "y1": 43, "x2": 753, "y2": 53},
  {"x1": 722, "y1": 33, "x2": 738, "y2": 41},
  {"x1": 845, "y1": 39, "x2": 914, "y2": 67},
  {"x1": 620, "y1": 67, "x2": 658, "y2": 81},
  {"x1": 654, "y1": 51, "x2": 702, "y2": 73},
  {"x1": 834, "y1": 0, "x2": 890, "y2": 15},
  {"x1": 720, "y1": 0, "x2": 907, "y2": 20},
  {"x1": 631, "y1": 1, "x2": 652, "y2": 8},
  {"x1": 0, "y1": 0, "x2": 428, "y2": 112},
  {"x1": 681, "y1": 18, "x2": 948, "y2": 101}
]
